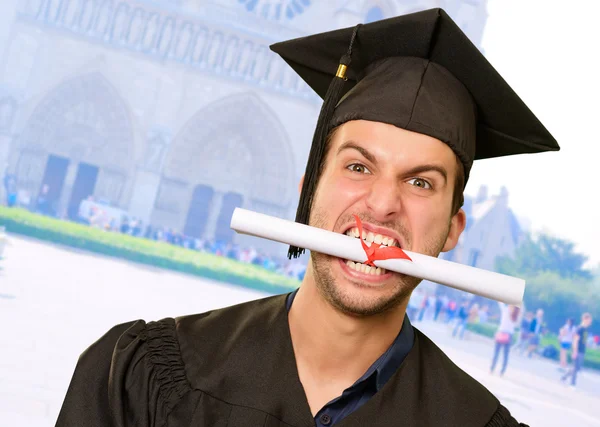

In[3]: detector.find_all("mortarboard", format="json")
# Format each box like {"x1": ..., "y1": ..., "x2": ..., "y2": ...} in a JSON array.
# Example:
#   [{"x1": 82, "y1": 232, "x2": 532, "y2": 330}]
[{"x1": 270, "y1": 8, "x2": 559, "y2": 259}]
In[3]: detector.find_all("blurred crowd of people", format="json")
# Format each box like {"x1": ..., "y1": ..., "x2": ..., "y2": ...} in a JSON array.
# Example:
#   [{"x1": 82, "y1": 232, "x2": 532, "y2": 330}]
[
  {"x1": 78, "y1": 199, "x2": 308, "y2": 281},
  {"x1": 407, "y1": 289, "x2": 598, "y2": 388},
  {"x1": 406, "y1": 289, "x2": 487, "y2": 338}
]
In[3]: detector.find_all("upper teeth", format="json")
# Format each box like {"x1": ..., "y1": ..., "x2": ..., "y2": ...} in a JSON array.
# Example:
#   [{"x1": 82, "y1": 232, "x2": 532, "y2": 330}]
[{"x1": 345, "y1": 227, "x2": 397, "y2": 247}]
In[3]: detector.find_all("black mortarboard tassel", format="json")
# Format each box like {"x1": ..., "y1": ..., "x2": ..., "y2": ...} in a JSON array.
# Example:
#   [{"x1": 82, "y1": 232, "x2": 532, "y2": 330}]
[{"x1": 287, "y1": 24, "x2": 361, "y2": 259}]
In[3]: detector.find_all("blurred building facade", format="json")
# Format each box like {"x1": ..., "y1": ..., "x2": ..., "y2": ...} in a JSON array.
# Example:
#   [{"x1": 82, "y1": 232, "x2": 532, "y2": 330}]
[
  {"x1": 443, "y1": 185, "x2": 524, "y2": 272},
  {"x1": 420, "y1": 186, "x2": 524, "y2": 296},
  {"x1": 0, "y1": 0, "x2": 489, "y2": 255}
]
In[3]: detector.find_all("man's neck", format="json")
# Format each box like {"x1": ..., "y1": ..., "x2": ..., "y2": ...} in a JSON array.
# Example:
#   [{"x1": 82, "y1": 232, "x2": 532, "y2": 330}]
[{"x1": 288, "y1": 278, "x2": 408, "y2": 386}]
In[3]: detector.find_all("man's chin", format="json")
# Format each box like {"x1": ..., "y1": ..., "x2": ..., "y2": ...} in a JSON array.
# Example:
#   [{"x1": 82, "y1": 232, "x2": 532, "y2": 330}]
[
  {"x1": 311, "y1": 253, "x2": 413, "y2": 316},
  {"x1": 324, "y1": 276, "x2": 412, "y2": 317},
  {"x1": 327, "y1": 289, "x2": 408, "y2": 317}
]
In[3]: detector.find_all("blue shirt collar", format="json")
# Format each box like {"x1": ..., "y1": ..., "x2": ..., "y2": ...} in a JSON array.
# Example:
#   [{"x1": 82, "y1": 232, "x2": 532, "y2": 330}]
[{"x1": 286, "y1": 289, "x2": 414, "y2": 392}]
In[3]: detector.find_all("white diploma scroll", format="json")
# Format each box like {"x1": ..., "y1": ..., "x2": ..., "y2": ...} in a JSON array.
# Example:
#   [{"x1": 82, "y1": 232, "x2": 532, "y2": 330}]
[{"x1": 230, "y1": 208, "x2": 524, "y2": 305}]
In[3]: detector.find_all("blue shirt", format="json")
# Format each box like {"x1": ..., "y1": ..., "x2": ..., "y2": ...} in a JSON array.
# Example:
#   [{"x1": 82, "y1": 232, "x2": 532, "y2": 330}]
[{"x1": 286, "y1": 290, "x2": 414, "y2": 426}]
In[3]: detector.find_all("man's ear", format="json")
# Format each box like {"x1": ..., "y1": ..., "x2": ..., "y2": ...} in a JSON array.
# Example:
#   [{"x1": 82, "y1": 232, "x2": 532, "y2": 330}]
[
  {"x1": 442, "y1": 208, "x2": 467, "y2": 252},
  {"x1": 298, "y1": 174, "x2": 305, "y2": 195}
]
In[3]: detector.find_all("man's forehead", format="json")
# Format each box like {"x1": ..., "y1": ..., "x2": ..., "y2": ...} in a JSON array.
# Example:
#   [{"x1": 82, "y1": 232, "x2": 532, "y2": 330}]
[
  {"x1": 331, "y1": 120, "x2": 457, "y2": 165},
  {"x1": 334, "y1": 120, "x2": 439, "y2": 141}
]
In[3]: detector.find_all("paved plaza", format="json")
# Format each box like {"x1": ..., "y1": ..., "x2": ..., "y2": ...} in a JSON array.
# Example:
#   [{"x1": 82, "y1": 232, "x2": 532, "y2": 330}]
[{"x1": 1, "y1": 235, "x2": 599, "y2": 426}]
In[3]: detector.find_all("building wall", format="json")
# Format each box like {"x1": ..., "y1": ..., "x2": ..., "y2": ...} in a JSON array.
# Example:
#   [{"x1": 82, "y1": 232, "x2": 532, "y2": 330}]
[{"x1": 443, "y1": 187, "x2": 523, "y2": 275}]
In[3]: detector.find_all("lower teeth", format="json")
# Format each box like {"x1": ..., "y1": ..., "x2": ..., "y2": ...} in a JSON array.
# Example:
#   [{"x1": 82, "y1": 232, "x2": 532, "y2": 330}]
[{"x1": 345, "y1": 260, "x2": 386, "y2": 275}]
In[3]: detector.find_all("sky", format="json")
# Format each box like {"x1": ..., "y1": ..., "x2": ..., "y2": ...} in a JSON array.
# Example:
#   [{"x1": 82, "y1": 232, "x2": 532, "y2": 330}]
[{"x1": 465, "y1": 0, "x2": 600, "y2": 268}]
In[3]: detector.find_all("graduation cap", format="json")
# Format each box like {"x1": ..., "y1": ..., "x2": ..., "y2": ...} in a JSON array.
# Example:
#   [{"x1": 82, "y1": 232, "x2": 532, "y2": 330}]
[{"x1": 270, "y1": 8, "x2": 559, "y2": 259}]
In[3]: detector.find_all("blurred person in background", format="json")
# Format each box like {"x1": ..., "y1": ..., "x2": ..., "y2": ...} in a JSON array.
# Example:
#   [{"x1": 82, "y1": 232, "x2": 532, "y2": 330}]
[
  {"x1": 417, "y1": 291, "x2": 429, "y2": 321},
  {"x1": 446, "y1": 298, "x2": 458, "y2": 323},
  {"x1": 561, "y1": 313, "x2": 593, "y2": 388},
  {"x1": 425, "y1": 293, "x2": 437, "y2": 320},
  {"x1": 516, "y1": 311, "x2": 534, "y2": 355},
  {"x1": 469, "y1": 303, "x2": 480, "y2": 323},
  {"x1": 479, "y1": 304, "x2": 490, "y2": 324},
  {"x1": 3, "y1": 173, "x2": 17, "y2": 207},
  {"x1": 35, "y1": 184, "x2": 51, "y2": 216},
  {"x1": 558, "y1": 318, "x2": 576, "y2": 370},
  {"x1": 434, "y1": 293, "x2": 447, "y2": 321},
  {"x1": 490, "y1": 304, "x2": 521, "y2": 377},
  {"x1": 527, "y1": 309, "x2": 545, "y2": 358},
  {"x1": 453, "y1": 300, "x2": 471, "y2": 339}
]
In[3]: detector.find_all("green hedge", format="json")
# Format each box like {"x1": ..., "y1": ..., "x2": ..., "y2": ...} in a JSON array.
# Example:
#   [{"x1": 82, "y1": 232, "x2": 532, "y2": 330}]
[
  {"x1": 466, "y1": 322, "x2": 497, "y2": 339},
  {"x1": 466, "y1": 322, "x2": 600, "y2": 371},
  {"x1": 0, "y1": 207, "x2": 300, "y2": 295}
]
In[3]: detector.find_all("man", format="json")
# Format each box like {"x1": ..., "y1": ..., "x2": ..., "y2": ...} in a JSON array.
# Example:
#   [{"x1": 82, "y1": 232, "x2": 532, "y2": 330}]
[
  {"x1": 56, "y1": 9, "x2": 558, "y2": 427},
  {"x1": 453, "y1": 300, "x2": 471, "y2": 340},
  {"x1": 434, "y1": 293, "x2": 447, "y2": 321},
  {"x1": 36, "y1": 183, "x2": 51, "y2": 216},
  {"x1": 479, "y1": 304, "x2": 490, "y2": 324},
  {"x1": 3, "y1": 173, "x2": 17, "y2": 207},
  {"x1": 561, "y1": 313, "x2": 593, "y2": 388},
  {"x1": 516, "y1": 311, "x2": 534, "y2": 354},
  {"x1": 527, "y1": 308, "x2": 545, "y2": 358}
]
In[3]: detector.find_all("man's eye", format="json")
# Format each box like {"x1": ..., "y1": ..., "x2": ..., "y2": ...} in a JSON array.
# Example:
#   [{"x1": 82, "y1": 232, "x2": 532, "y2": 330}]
[
  {"x1": 347, "y1": 163, "x2": 371, "y2": 174},
  {"x1": 407, "y1": 178, "x2": 432, "y2": 189}
]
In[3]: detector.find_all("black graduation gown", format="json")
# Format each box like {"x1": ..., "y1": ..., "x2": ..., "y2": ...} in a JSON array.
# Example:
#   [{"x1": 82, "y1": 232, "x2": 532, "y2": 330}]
[{"x1": 56, "y1": 294, "x2": 526, "y2": 427}]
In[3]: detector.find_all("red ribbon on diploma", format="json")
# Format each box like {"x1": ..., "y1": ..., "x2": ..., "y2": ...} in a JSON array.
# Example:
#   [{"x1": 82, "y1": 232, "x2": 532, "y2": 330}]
[{"x1": 353, "y1": 215, "x2": 412, "y2": 267}]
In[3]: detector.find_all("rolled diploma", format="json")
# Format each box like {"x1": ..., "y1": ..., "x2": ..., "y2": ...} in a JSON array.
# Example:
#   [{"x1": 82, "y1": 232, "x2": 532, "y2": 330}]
[{"x1": 230, "y1": 208, "x2": 524, "y2": 305}]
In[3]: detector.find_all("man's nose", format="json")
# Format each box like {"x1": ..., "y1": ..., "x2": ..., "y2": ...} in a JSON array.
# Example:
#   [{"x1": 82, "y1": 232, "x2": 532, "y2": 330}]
[{"x1": 364, "y1": 176, "x2": 401, "y2": 222}]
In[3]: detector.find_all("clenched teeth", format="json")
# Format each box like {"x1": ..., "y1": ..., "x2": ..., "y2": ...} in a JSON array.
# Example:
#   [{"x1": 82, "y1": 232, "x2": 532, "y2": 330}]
[
  {"x1": 346, "y1": 260, "x2": 387, "y2": 275},
  {"x1": 344, "y1": 227, "x2": 397, "y2": 247}
]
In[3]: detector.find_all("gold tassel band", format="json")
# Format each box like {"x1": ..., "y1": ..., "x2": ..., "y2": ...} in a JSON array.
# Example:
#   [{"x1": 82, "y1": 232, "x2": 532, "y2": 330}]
[{"x1": 336, "y1": 64, "x2": 348, "y2": 79}]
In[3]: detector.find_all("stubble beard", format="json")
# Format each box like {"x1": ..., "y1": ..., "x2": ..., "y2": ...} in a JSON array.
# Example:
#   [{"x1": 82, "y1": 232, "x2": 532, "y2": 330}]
[{"x1": 309, "y1": 208, "x2": 450, "y2": 317}]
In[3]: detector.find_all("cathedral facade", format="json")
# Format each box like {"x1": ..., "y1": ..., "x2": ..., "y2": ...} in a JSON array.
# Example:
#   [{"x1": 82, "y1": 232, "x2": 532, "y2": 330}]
[{"x1": 0, "y1": 0, "x2": 489, "y2": 254}]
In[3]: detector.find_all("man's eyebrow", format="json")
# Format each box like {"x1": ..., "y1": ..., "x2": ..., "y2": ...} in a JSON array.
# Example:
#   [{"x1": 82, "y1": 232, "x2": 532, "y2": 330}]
[
  {"x1": 404, "y1": 164, "x2": 448, "y2": 184},
  {"x1": 336, "y1": 141, "x2": 377, "y2": 165}
]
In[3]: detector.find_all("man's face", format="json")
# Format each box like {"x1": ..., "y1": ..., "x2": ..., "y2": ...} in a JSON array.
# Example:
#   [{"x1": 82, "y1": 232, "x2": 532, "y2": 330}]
[
  {"x1": 306, "y1": 120, "x2": 466, "y2": 316},
  {"x1": 583, "y1": 316, "x2": 593, "y2": 327}
]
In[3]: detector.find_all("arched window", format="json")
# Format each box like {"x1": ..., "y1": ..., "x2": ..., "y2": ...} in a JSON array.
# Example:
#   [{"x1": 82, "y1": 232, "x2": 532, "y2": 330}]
[
  {"x1": 191, "y1": 27, "x2": 210, "y2": 65},
  {"x1": 141, "y1": 12, "x2": 160, "y2": 52},
  {"x1": 206, "y1": 32, "x2": 225, "y2": 69},
  {"x1": 157, "y1": 17, "x2": 176, "y2": 58},
  {"x1": 173, "y1": 22, "x2": 194, "y2": 62},
  {"x1": 222, "y1": 36, "x2": 240, "y2": 72},
  {"x1": 127, "y1": 8, "x2": 147, "y2": 47},
  {"x1": 94, "y1": 0, "x2": 114, "y2": 37},
  {"x1": 79, "y1": 0, "x2": 97, "y2": 32},
  {"x1": 110, "y1": 2, "x2": 130, "y2": 43},
  {"x1": 365, "y1": 6, "x2": 384, "y2": 23}
]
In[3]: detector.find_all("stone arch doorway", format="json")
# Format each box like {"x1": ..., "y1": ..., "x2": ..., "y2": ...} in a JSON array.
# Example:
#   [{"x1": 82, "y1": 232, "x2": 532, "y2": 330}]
[
  {"x1": 11, "y1": 73, "x2": 134, "y2": 218},
  {"x1": 183, "y1": 186, "x2": 243, "y2": 243},
  {"x1": 214, "y1": 192, "x2": 243, "y2": 243},
  {"x1": 183, "y1": 184, "x2": 214, "y2": 238},
  {"x1": 156, "y1": 92, "x2": 294, "y2": 246}
]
